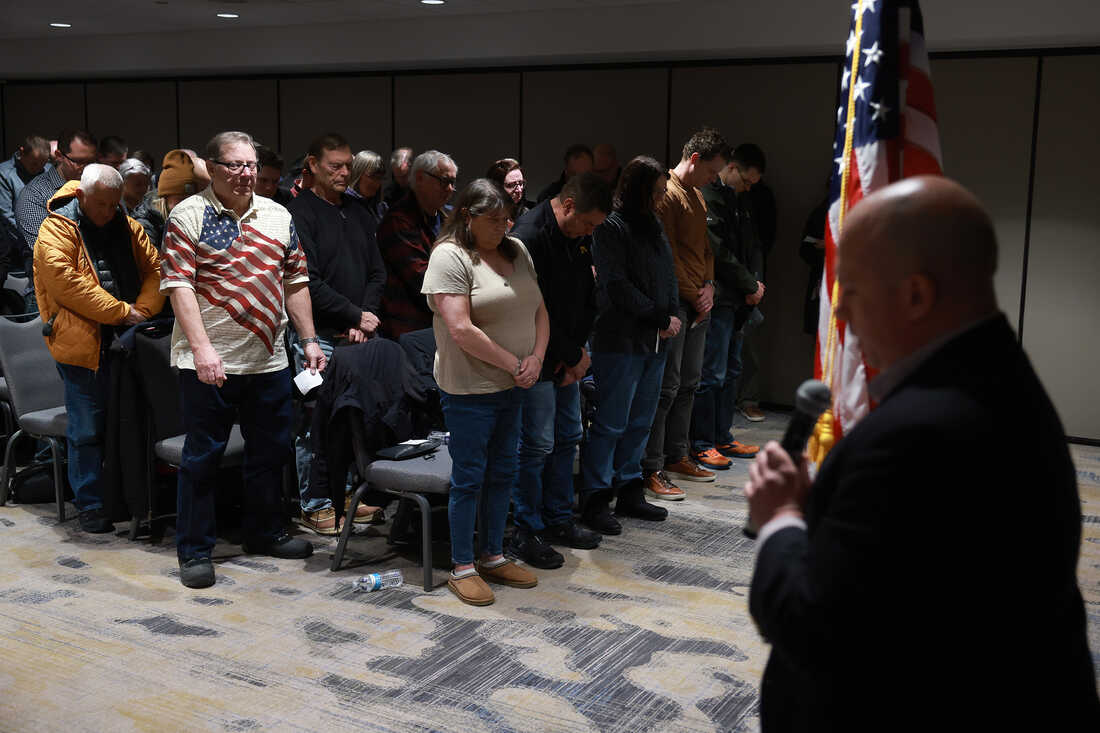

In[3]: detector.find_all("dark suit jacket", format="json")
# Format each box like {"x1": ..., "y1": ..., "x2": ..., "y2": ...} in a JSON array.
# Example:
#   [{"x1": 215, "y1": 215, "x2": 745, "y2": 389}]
[{"x1": 749, "y1": 315, "x2": 1099, "y2": 732}]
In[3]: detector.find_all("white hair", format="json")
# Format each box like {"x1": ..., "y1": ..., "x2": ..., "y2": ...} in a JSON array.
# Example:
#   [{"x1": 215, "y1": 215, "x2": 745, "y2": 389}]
[
  {"x1": 409, "y1": 150, "x2": 456, "y2": 193},
  {"x1": 79, "y1": 163, "x2": 123, "y2": 192}
]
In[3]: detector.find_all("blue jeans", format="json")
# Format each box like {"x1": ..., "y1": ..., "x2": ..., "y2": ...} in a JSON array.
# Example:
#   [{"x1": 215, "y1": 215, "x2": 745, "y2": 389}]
[
  {"x1": 56, "y1": 360, "x2": 111, "y2": 512},
  {"x1": 176, "y1": 367, "x2": 294, "y2": 561},
  {"x1": 581, "y1": 350, "x2": 667, "y2": 493},
  {"x1": 692, "y1": 306, "x2": 740, "y2": 452},
  {"x1": 441, "y1": 388, "x2": 522, "y2": 566},
  {"x1": 288, "y1": 331, "x2": 336, "y2": 512},
  {"x1": 514, "y1": 381, "x2": 582, "y2": 532}
]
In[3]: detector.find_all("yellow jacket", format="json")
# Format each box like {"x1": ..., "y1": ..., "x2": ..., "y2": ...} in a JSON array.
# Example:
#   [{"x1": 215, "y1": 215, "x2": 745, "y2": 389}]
[{"x1": 33, "y1": 180, "x2": 164, "y2": 369}]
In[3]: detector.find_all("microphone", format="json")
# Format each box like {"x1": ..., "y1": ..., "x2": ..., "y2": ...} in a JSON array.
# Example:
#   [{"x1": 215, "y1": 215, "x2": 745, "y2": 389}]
[{"x1": 744, "y1": 379, "x2": 832, "y2": 538}]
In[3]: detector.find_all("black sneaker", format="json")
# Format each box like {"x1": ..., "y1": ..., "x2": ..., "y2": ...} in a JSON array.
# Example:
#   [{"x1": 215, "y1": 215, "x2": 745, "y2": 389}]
[
  {"x1": 242, "y1": 532, "x2": 314, "y2": 559},
  {"x1": 508, "y1": 526, "x2": 564, "y2": 569},
  {"x1": 179, "y1": 557, "x2": 215, "y2": 589},
  {"x1": 544, "y1": 521, "x2": 603, "y2": 549},
  {"x1": 78, "y1": 507, "x2": 114, "y2": 534}
]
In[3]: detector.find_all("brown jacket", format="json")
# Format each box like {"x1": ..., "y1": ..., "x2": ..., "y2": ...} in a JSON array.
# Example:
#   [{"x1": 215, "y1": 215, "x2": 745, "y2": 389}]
[
  {"x1": 657, "y1": 171, "x2": 714, "y2": 305},
  {"x1": 34, "y1": 180, "x2": 164, "y2": 369}
]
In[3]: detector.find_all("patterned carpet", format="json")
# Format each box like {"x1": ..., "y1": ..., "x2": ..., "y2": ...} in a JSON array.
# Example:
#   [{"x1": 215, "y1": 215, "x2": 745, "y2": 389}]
[{"x1": 0, "y1": 413, "x2": 1097, "y2": 732}]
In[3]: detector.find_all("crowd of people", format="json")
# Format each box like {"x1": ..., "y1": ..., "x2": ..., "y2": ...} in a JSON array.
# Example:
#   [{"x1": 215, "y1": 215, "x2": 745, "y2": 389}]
[{"x1": 0, "y1": 126, "x2": 779, "y2": 600}]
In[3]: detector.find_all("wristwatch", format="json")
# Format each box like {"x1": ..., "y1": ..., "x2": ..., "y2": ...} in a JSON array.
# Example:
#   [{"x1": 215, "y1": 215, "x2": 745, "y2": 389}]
[{"x1": 301, "y1": 336, "x2": 320, "y2": 346}]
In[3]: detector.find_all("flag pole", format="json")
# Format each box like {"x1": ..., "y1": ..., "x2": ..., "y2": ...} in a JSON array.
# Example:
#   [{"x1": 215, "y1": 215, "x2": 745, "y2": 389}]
[{"x1": 809, "y1": 1, "x2": 867, "y2": 466}]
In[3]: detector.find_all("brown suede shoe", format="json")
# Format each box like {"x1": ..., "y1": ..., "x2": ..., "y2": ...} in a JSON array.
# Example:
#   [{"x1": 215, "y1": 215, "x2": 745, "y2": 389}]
[
  {"x1": 345, "y1": 495, "x2": 385, "y2": 525},
  {"x1": 644, "y1": 471, "x2": 686, "y2": 501},
  {"x1": 664, "y1": 457, "x2": 716, "y2": 483},
  {"x1": 301, "y1": 507, "x2": 343, "y2": 536},
  {"x1": 477, "y1": 559, "x2": 538, "y2": 588},
  {"x1": 448, "y1": 572, "x2": 495, "y2": 606}
]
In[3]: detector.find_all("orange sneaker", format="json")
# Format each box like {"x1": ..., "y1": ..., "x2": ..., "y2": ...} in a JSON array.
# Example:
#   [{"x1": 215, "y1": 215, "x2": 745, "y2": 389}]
[
  {"x1": 692, "y1": 448, "x2": 732, "y2": 469},
  {"x1": 717, "y1": 440, "x2": 759, "y2": 459}
]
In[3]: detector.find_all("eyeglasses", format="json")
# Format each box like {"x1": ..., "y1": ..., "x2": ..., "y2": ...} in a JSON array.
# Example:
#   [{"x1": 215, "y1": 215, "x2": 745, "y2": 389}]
[
  {"x1": 61, "y1": 151, "x2": 96, "y2": 168},
  {"x1": 213, "y1": 160, "x2": 259, "y2": 174},
  {"x1": 503, "y1": 180, "x2": 525, "y2": 191},
  {"x1": 424, "y1": 171, "x2": 457, "y2": 188}
]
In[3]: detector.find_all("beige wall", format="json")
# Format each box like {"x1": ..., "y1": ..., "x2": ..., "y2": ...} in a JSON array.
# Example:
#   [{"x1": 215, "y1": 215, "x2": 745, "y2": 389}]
[
  {"x1": 1023, "y1": 56, "x2": 1100, "y2": 439},
  {"x1": 4, "y1": 54, "x2": 1096, "y2": 438}
]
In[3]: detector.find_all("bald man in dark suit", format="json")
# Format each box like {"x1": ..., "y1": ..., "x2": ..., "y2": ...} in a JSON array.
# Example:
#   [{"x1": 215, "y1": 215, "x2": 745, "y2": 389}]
[{"x1": 745, "y1": 177, "x2": 1099, "y2": 732}]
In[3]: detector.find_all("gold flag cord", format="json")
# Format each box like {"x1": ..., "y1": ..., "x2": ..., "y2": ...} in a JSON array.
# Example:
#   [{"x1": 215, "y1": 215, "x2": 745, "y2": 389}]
[{"x1": 809, "y1": 2, "x2": 867, "y2": 465}]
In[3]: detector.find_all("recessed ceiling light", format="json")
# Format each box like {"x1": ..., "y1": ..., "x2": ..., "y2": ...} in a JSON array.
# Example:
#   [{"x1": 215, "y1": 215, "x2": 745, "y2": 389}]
[
  {"x1": 217, "y1": 12, "x2": 240, "y2": 19},
  {"x1": 49, "y1": 22, "x2": 72, "y2": 28},
  {"x1": 421, "y1": 0, "x2": 445, "y2": 5}
]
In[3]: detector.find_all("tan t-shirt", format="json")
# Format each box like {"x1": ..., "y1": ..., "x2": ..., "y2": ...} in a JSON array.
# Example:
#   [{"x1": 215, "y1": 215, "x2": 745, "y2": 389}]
[{"x1": 422, "y1": 238, "x2": 542, "y2": 395}]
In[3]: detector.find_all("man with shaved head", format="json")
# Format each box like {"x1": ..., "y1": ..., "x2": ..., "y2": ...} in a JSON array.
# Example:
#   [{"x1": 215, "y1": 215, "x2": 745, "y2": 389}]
[{"x1": 744, "y1": 177, "x2": 1099, "y2": 731}]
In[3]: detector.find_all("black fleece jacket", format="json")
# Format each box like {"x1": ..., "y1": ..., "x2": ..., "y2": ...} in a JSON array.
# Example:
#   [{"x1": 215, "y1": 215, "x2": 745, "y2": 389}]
[{"x1": 288, "y1": 189, "x2": 386, "y2": 337}]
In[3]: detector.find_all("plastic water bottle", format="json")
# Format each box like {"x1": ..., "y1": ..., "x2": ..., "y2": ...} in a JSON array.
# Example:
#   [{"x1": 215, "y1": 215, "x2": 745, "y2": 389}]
[{"x1": 353, "y1": 569, "x2": 404, "y2": 592}]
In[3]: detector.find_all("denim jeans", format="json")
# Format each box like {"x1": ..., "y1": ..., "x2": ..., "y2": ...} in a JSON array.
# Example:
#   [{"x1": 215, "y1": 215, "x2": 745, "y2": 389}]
[
  {"x1": 56, "y1": 360, "x2": 111, "y2": 513},
  {"x1": 514, "y1": 380, "x2": 582, "y2": 532},
  {"x1": 737, "y1": 308, "x2": 763, "y2": 407},
  {"x1": 581, "y1": 350, "x2": 667, "y2": 493},
  {"x1": 643, "y1": 304, "x2": 708, "y2": 471},
  {"x1": 176, "y1": 367, "x2": 294, "y2": 561},
  {"x1": 288, "y1": 330, "x2": 336, "y2": 512},
  {"x1": 692, "y1": 306, "x2": 739, "y2": 452},
  {"x1": 441, "y1": 388, "x2": 522, "y2": 566}
]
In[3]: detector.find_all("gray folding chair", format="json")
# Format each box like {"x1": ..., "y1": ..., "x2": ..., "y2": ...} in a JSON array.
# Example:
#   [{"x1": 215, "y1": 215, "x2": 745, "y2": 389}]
[
  {"x1": 331, "y1": 419, "x2": 452, "y2": 591},
  {"x1": 0, "y1": 317, "x2": 69, "y2": 521}
]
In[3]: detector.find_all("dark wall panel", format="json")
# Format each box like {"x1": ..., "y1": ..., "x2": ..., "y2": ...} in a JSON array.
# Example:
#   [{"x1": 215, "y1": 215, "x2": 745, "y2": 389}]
[
  {"x1": 4, "y1": 84, "x2": 85, "y2": 157},
  {"x1": 394, "y1": 73, "x2": 519, "y2": 189},
  {"x1": 521, "y1": 68, "x2": 669, "y2": 197},
  {"x1": 670, "y1": 62, "x2": 838, "y2": 406},
  {"x1": 279, "y1": 76, "x2": 392, "y2": 162},
  {"x1": 86, "y1": 81, "x2": 178, "y2": 168},
  {"x1": 177, "y1": 79, "x2": 278, "y2": 154}
]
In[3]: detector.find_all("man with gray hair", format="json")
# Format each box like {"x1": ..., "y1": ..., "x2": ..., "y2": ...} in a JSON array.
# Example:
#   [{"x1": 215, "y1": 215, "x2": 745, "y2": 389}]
[
  {"x1": 34, "y1": 163, "x2": 164, "y2": 534},
  {"x1": 161, "y1": 130, "x2": 325, "y2": 588},
  {"x1": 377, "y1": 149, "x2": 457, "y2": 339}
]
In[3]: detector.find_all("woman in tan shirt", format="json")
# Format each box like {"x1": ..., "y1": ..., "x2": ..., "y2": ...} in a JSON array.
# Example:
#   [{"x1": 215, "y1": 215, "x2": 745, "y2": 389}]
[{"x1": 422, "y1": 178, "x2": 549, "y2": 606}]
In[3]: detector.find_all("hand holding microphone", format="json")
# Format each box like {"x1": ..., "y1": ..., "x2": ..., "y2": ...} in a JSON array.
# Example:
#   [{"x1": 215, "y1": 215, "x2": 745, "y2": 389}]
[{"x1": 744, "y1": 380, "x2": 831, "y2": 538}]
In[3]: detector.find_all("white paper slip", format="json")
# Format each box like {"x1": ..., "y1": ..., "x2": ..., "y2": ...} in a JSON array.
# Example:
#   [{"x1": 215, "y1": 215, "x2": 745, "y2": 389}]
[
  {"x1": 399, "y1": 439, "x2": 429, "y2": 445},
  {"x1": 293, "y1": 369, "x2": 324, "y2": 394}
]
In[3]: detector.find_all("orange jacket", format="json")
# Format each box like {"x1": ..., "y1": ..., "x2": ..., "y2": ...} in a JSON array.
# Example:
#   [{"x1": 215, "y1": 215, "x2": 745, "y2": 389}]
[{"x1": 33, "y1": 180, "x2": 164, "y2": 369}]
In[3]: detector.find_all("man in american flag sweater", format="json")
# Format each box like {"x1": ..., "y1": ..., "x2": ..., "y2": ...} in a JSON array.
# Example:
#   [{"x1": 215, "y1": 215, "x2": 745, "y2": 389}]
[{"x1": 160, "y1": 130, "x2": 326, "y2": 590}]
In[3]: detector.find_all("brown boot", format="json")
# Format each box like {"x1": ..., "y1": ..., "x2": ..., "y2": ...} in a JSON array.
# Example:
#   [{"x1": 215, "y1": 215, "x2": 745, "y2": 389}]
[
  {"x1": 300, "y1": 507, "x2": 343, "y2": 536},
  {"x1": 664, "y1": 457, "x2": 716, "y2": 483},
  {"x1": 644, "y1": 471, "x2": 686, "y2": 501},
  {"x1": 477, "y1": 559, "x2": 537, "y2": 588}
]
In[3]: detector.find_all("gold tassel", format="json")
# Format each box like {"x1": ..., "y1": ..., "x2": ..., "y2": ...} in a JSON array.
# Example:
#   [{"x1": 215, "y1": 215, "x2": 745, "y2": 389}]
[{"x1": 809, "y1": 409, "x2": 836, "y2": 466}]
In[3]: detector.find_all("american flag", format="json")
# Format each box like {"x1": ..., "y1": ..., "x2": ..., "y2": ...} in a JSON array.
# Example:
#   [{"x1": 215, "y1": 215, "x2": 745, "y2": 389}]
[
  {"x1": 811, "y1": 0, "x2": 943, "y2": 461},
  {"x1": 163, "y1": 204, "x2": 305, "y2": 355}
]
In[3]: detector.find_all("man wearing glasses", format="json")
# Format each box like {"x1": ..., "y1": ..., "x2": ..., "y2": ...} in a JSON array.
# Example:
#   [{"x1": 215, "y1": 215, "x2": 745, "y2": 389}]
[
  {"x1": 15, "y1": 130, "x2": 98, "y2": 311},
  {"x1": 161, "y1": 130, "x2": 326, "y2": 589},
  {"x1": 377, "y1": 149, "x2": 457, "y2": 339}
]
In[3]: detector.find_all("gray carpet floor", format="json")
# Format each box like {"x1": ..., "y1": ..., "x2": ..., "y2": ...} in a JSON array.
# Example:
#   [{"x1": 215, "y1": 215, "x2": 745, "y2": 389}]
[{"x1": 0, "y1": 411, "x2": 1097, "y2": 732}]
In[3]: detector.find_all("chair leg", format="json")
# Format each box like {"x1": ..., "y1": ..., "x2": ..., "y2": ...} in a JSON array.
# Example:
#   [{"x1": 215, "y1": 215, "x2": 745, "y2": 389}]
[
  {"x1": 408, "y1": 492, "x2": 434, "y2": 592},
  {"x1": 331, "y1": 481, "x2": 371, "y2": 572},
  {"x1": 47, "y1": 437, "x2": 65, "y2": 523},
  {"x1": 0, "y1": 429, "x2": 23, "y2": 506}
]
